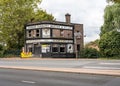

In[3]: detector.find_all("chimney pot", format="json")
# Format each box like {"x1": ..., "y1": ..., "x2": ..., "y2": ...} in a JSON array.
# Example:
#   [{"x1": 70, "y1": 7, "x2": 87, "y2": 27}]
[{"x1": 65, "y1": 13, "x2": 71, "y2": 23}]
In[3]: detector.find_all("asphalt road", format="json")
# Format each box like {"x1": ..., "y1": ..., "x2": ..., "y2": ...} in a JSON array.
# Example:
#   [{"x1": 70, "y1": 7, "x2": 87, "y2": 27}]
[{"x1": 0, "y1": 68, "x2": 120, "y2": 86}]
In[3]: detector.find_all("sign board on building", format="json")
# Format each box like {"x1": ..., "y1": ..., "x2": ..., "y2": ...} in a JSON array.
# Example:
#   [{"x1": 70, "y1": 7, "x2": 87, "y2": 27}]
[
  {"x1": 67, "y1": 44, "x2": 73, "y2": 53},
  {"x1": 26, "y1": 39, "x2": 73, "y2": 43},
  {"x1": 26, "y1": 24, "x2": 73, "y2": 30},
  {"x1": 42, "y1": 29, "x2": 50, "y2": 38}
]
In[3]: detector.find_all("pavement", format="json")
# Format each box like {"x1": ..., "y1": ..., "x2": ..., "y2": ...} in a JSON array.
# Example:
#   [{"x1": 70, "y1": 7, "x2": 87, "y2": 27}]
[{"x1": 0, "y1": 58, "x2": 120, "y2": 76}]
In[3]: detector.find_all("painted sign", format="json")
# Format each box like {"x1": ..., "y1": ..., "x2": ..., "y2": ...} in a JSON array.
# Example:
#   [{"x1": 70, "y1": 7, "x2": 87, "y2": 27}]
[
  {"x1": 26, "y1": 39, "x2": 73, "y2": 43},
  {"x1": 26, "y1": 24, "x2": 73, "y2": 30},
  {"x1": 42, "y1": 29, "x2": 50, "y2": 38},
  {"x1": 67, "y1": 44, "x2": 73, "y2": 53}
]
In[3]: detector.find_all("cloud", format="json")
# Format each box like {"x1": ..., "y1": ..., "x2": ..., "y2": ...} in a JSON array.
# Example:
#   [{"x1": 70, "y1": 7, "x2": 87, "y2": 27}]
[{"x1": 40, "y1": 0, "x2": 107, "y2": 43}]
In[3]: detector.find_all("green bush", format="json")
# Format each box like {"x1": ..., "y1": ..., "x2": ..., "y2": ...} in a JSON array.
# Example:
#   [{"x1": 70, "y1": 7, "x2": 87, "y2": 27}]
[
  {"x1": 3, "y1": 49, "x2": 21, "y2": 57},
  {"x1": 81, "y1": 47, "x2": 100, "y2": 58},
  {"x1": 0, "y1": 44, "x2": 4, "y2": 57},
  {"x1": 0, "y1": 51, "x2": 4, "y2": 57}
]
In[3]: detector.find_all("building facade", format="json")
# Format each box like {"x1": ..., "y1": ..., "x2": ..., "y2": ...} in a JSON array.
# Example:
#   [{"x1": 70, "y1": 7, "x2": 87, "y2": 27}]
[{"x1": 25, "y1": 14, "x2": 84, "y2": 58}]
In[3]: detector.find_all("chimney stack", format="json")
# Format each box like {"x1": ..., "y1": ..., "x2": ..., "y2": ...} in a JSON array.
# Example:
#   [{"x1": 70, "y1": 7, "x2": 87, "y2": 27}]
[{"x1": 65, "y1": 13, "x2": 71, "y2": 23}]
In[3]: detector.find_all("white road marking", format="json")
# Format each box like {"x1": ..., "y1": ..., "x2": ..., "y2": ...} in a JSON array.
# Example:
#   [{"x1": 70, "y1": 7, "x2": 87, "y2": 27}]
[
  {"x1": 100, "y1": 63, "x2": 120, "y2": 65},
  {"x1": 21, "y1": 80, "x2": 36, "y2": 84},
  {"x1": 83, "y1": 66, "x2": 120, "y2": 70}
]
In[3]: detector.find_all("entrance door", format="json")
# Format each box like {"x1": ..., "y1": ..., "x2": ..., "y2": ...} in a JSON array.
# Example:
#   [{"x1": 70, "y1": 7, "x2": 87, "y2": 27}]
[{"x1": 34, "y1": 44, "x2": 41, "y2": 56}]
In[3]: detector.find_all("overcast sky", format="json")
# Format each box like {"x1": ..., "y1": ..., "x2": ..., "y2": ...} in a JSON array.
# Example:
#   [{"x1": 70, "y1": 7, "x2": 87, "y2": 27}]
[{"x1": 40, "y1": 0, "x2": 108, "y2": 43}]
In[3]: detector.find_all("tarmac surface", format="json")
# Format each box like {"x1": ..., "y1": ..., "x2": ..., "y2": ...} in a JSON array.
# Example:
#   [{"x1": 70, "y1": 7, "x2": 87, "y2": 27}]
[{"x1": 0, "y1": 58, "x2": 120, "y2": 76}]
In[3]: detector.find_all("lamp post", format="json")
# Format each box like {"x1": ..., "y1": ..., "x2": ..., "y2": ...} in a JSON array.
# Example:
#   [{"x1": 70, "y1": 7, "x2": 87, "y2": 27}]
[{"x1": 74, "y1": 32, "x2": 82, "y2": 59}]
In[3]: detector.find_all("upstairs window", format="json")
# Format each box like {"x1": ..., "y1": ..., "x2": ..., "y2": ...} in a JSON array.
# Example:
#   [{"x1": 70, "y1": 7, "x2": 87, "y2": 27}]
[
  {"x1": 27, "y1": 29, "x2": 40, "y2": 38},
  {"x1": 27, "y1": 30, "x2": 32, "y2": 38},
  {"x1": 36, "y1": 29, "x2": 40, "y2": 37}
]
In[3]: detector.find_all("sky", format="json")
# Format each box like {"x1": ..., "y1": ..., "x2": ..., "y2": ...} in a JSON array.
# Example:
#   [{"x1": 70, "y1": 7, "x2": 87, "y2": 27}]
[{"x1": 40, "y1": 0, "x2": 108, "y2": 43}]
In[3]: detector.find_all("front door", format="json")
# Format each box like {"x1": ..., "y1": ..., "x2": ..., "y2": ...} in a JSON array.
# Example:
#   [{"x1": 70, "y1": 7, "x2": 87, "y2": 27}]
[{"x1": 34, "y1": 44, "x2": 41, "y2": 56}]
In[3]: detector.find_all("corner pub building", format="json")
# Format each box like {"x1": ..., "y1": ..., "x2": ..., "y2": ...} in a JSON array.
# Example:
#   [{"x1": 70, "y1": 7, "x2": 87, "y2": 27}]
[{"x1": 24, "y1": 13, "x2": 84, "y2": 58}]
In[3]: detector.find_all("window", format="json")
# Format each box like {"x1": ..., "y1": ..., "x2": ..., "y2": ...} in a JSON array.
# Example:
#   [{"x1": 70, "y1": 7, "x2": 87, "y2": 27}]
[
  {"x1": 42, "y1": 44, "x2": 50, "y2": 53},
  {"x1": 27, "y1": 29, "x2": 40, "y2": 38},
  {"x1": 52, "y1": 44, "x2": 58, "y2": 53},
  {"x1": 36, "y1": 29, "x2": 40, "y2": 37},
  {"x1": 27, "y1": 30, "x2": 32, "y2": 38},
  {"x1": 60, "y1": 45, "x2": 65, "y2": 53}
]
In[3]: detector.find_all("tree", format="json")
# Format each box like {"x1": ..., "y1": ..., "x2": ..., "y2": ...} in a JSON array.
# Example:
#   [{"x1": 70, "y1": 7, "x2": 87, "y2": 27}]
[
  {"x1": 0, "y1": 44, "x2": 3, "y2": 51},
  {"x1": 85, "y1": 39, "x2": 99, "y2": 51},
  {"x1": 99, "y1": 2, "x2": 120, "y2": 57},
  {"x1": 107, "y1": 0, "x2": 120, "y2": 3},
  {"x1": 0, "y1": 0, "x2": 54, "y2": 50},
  {"x1": 99, "y1": 31, "x2": 120, "y2": 57}
]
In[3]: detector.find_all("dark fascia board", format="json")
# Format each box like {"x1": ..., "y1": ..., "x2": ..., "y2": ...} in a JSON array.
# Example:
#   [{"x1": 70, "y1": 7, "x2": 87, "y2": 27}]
[{"x1": 72, "y1": 23, "x2": 83, "y2": 26}]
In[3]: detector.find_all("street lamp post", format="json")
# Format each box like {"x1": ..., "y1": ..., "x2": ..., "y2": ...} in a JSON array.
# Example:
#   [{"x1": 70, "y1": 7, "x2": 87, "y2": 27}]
[{"x1": 74, "y1": 32, "x2": 82, "y2": 59}]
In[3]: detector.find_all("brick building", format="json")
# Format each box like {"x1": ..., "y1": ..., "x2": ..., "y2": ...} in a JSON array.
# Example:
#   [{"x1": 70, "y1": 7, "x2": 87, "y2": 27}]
[{"x1": 24, "y1": 13, "x2": 84, "y2": 58}]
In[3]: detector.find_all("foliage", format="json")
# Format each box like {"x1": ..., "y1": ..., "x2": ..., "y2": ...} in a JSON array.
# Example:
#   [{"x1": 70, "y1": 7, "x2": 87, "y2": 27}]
[
  {"x1": 0, "y1": 0, "x2": 54, "y2": 50},
  {"x1": 99, "y1": 31, "x2": 120, "y2": 57},
  {"x1": 0, "y1": 44, "x2": 3, "y2": 51},
  {"x1": 3, "y1": 49, "x2": 21, "y2": 57},
  {"x1": 99, "y1": 2, "x2": 120, "y2": 57},
  {"x1": 0, "y1": 44, "x2": 4, "y2": 57},
  {"x1": 85, "y1": 39, "x2": 99, "y2": 48},
  {"x1": 107, "y1": 0, "x2": 120, "y2": 3},
  {"x1": 100, "y1": 3, "x2": 120, "y2": 36},
  {"x1": 81, "y1": 47, "x2": 100, "y2": 58}
]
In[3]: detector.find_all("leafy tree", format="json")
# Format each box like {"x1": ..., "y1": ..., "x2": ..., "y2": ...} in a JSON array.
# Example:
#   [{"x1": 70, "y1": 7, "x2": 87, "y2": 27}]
[
  {"x1": 107, "y1": 0, "x2": 120, "y2": 3},
  {"x1": 0, "y1": 44, "x2": 4, "y2": 57},
  {"x1": 0, "y1": 0, "x2": 54, "y2": 50},
  {"x1": 0, "y1": 44, "x2": 3, "y2": 51},
  {"x1": 85, "y1": 39, "x2": 99, "y2": 47},
  {"x1": 85, "y1": 39, "x2": 99, "y2": 51},
  {"x1": 99, "y1": 31, "x2": 120, "y2": 57},
  {"x1": 99, "y1": 2, "x2": 120, "y2": 57}
]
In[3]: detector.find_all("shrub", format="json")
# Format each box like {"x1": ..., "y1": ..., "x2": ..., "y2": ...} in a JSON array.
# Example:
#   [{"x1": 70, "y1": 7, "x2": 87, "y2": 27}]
[
  {"x1": 82, "y1": 47, "x2": 100, "y2": 58},
  {"x1": 3, "y1": 49, "x2": 21, "y2": 57},
  {"x1": 0, "y1": 44, "x2": 4, "y2": 57}
]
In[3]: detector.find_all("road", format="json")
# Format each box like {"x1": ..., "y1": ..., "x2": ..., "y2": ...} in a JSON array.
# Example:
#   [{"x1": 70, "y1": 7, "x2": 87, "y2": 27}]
[
  {"x1": 0, "y1": 59, "x2": 120, "y2": 70},
  {"x1": 0, "y1": 68, "x2": 120, "y2": 86}
]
